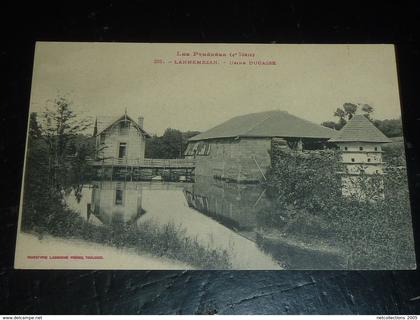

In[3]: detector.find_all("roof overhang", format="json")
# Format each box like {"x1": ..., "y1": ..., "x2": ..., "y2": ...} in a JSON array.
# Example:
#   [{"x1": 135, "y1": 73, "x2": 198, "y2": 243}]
[{"x1": 96, "y1": 114, "x2": 151, "y2": 138}]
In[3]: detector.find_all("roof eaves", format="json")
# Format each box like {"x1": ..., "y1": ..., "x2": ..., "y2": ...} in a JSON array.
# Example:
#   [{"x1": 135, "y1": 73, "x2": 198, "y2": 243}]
[
  {"x1": 96, "y1": 114, "x2": 152, "y2": 138},
  {"x1": 329, "y1": 138, "x2": 392, "y2": 143}
]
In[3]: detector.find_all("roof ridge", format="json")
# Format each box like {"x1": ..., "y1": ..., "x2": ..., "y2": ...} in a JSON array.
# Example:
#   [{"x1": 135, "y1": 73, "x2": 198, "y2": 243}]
[
  {"x1": 284, "y1": 111, "x2": 336, "y2": 132},
  {"x1": 96, "y1": 114, "x2": 151, "y2": 138},
  {"x1": 329, "y1": 114, "x2": 391, "y2": 143},
  {"x1": 240, "y1": 111, "x2": 280, "y2": 136},
  {"x1": 188, "y1": 109, "x2": 336, "y2": 141}
]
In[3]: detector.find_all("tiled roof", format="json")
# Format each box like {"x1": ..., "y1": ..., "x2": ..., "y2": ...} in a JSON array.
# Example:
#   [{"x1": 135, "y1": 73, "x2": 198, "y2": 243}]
[
  {"x1": 189, "y1": 110, "x2": 336, "y2": 141},
  {"x1": 329, "y1": 114, "x2": 392, "y2": 143},
  {"x1": 94, "y1": 114, "x2": 151, "y2": 138}
]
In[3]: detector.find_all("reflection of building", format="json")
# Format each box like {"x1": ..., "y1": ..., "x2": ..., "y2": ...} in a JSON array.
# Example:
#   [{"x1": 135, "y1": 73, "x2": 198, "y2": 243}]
[
  {"x1": 329, "y1": 115, "x2": 392, "y2": 198},
  {"x1": 89, "y1": 181, "x2": 145, "y2": 224},
  {"x1": 93, "y1": 112, "x2": 151, "y2": 163},
  {"x1": 91, "y1": 113, "x2": 195, "y2": 181},
  {"x1": 185, "y1": 110, "x2": 335, "y2": 183},
  {"x1": 183, "y1": 176, "x2": 268, "y2": 231}
]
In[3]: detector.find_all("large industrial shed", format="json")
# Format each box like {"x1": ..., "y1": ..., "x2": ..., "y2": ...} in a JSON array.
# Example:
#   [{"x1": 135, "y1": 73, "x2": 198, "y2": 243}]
[{"x1": 185, "y1": 110, "x2": 336, "y2": 183}]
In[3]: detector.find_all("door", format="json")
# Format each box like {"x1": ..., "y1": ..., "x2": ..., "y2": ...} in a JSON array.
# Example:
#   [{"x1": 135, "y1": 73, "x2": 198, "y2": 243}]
[{"x1": 118, "y1": 142, "x2": 127, "y2": 159}]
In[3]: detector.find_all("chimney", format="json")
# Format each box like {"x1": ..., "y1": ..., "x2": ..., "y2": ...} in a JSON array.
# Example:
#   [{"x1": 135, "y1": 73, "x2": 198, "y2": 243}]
[{"x1": 138, "y1": 116, "x2": 144, "y2": 129}]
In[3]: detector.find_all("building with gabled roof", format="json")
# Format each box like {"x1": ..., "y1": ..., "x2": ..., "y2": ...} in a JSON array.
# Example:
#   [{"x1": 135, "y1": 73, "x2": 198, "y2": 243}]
[
  {"x1": 185, "y1": 110, "x2": 336, "y2": 183},
  {"x1": 329, "y1": 114, "x2": 392, "y2": 199},
  {"x1": 93, "y1": 113, "x2": 151, "y2": 164}
]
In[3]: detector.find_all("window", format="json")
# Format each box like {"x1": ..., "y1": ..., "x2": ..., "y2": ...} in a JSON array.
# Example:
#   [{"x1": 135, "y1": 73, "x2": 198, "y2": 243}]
[
  {"x1": 118, "y1": 142, "x2": 127, "y2": 159},
  {"x1": 374, "y1": 147, "x2": 378, "y2": 151},
  {"x1": 119, "y1": 120, "x2": 129, "y2": 135},
  {"x1": 359, "y1": 146, "x2": 363, "y2": 151},
  {"x1": 99, "y1": 133, "x2": 106, "y2": 144},
  {"x1": 184, "y1": 143, "x2": 194, "y2": 156},
  {"x1": 344, "y1": 147, "x2": 348, "y2": 151},
  {"x1": 115, "y1": 189, "x2": 124, "y2": 205},
  {"x1": 351, "y1": 158, "x2": 355, "y2": 162},
  {"x1": 204, "y1": 143, "x2": 211, "y2": 155},
  {"x1": 367, "y1": 158, "x2": 371, "y2": 162},
  {"x1": 192, "y1": 143, "x2": 200, "y2": 155},
  {"x1": 186, "y1": 142, "x2": 211, "y2": 156},
  {"x1": 197, "y1": 142, "x2": 211, "y2": 155},
  {"x1": 376, "y1": 170, "x2": 379, "y2": 174}
]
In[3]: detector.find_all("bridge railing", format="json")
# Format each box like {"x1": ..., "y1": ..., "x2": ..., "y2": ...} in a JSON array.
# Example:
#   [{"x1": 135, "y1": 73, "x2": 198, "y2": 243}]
[{"x1": 90, "y1": 157, "x2": 196, "y2": 168}]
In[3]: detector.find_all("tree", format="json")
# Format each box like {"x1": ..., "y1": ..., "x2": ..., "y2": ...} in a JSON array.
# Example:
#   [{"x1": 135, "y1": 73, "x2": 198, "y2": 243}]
[
  {"x1": 37, "y1": 96, "x2": 92, "y2": 188},
  {"x1": 29, "y1": 112, "x2": 42, "y2": 139},
  {"x1": 361, "y1": 104, "x2": 374, "y2": 119},
  {"x1": 320, "y1": 120, "x2": 337, "y2": 130},
  {"x1": 373, "y1": 118, "x2": 403, "y2": 137},
  {"x1": 145, "y1": 129, "x2": 200, "y2": 159},
  {"x1": 322, "y1": 102, "x2": 374, "y2": 130},
  {"x1": 22, "y1": 97, "x2": 95, "y2": 232}
]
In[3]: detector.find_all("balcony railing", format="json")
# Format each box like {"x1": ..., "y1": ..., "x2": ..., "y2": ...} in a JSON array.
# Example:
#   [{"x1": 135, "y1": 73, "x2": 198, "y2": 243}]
[{"x1": 90, "y1": 157, "x2": 196, "y2": 168}]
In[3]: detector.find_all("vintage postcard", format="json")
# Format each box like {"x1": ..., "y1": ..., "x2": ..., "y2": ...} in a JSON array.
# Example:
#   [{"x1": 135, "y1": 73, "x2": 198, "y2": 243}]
[{"x1": 15, "y1": 42, "x2": 416, "y2": 269}]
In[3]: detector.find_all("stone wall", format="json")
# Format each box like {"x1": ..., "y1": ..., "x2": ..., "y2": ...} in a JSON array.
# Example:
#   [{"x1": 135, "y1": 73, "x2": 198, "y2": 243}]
[{"x1": 190, "y1": 137, "x2": 272, "y2": 182}]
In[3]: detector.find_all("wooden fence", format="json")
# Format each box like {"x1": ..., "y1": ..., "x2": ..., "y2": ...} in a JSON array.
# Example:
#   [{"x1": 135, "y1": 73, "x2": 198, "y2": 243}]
[{"x1": 89, "y1": 157, "x2": 196, "y2": 169}]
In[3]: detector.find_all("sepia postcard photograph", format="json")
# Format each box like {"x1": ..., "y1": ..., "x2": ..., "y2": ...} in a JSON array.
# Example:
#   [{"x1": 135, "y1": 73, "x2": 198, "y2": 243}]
[{"x1": 14, "y1": 42, "x2": 416, "y2": 270}]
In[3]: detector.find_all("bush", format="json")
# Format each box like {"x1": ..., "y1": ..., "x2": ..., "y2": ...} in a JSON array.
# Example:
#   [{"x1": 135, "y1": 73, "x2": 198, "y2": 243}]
[
  {"x1": 23, "y1": 184, "x2": 231, "y2": 269},
  {"x1": 260, "y1": 148, "x2": 416, "y2": 269}
]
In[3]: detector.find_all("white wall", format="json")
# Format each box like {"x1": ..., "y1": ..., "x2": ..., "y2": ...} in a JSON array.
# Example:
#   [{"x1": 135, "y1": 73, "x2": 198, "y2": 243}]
[
  {"x1": 339, "y1": 142, "x2": 384, "y2": 175},
  {"x1": 97, "y1": 120, "x2": 146, "y2": 161}
]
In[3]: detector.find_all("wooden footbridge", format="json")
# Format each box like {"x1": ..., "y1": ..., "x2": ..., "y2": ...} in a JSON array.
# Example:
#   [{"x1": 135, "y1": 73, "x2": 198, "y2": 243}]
[{"x1": 89, "y1": 157, "x2": 196, "y2": 182}]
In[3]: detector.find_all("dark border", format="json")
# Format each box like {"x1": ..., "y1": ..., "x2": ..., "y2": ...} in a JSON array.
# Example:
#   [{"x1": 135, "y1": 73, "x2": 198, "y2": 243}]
[{"x1": 1, "y1": 1, "x2": 420, "y2": 314}]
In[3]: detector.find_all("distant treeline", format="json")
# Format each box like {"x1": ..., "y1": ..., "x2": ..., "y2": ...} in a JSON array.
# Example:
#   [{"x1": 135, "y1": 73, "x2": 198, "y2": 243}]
[
  {"x1": 321, "y1": 102, "x2": 403, "y2": 137},
  {"x1": 145, "y1": 128, "x2": 200, "y2": 159}
]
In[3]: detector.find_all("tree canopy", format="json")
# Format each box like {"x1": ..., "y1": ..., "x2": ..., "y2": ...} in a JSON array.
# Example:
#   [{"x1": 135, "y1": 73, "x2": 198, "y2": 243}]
[
  {"x1": 322, "y1": 102, "x2": 374, "y2": 130},
  {"x1": 145, "y1": 128, "x2": 200, "y2": 159},
  {"x1": 322, "y1": 102, "x2": 403, "y2": 137}
]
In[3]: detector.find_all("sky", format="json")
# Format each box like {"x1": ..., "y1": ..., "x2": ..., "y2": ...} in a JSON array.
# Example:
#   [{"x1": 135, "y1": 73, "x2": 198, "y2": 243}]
[{"x1": 29, "y1": 42, "x2": 402, "y2": 135}]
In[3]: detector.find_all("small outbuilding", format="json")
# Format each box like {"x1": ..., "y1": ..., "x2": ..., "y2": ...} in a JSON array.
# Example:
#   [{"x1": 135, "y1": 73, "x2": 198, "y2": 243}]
[
  {"x1": 329, "y1": 114, "x2": 392, "y2": 199},
  {"x1": 185, "y1": 110, "x2": 336, "y2": 182}
]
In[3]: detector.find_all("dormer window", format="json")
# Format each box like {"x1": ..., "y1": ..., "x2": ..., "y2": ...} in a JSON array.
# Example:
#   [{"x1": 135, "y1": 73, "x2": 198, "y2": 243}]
[
  {"x1": 99, "y1": 133, "x2": 106, "y2": 144},
  {"x1": 119, "y1": 120, "x2": 130, "y2": 135}
]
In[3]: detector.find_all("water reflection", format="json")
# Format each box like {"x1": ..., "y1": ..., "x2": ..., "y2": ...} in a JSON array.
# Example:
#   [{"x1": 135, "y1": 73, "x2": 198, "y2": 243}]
[
  {"x1": 90, "y1": 181, "x2": 145, "y2": 224},
  {"x1": 187, "y1": 178, "x2": 347, "y2": 269},
  {"x1": 183, "y1": 176, "x2": 268, "y2": 233},
  {"x1": 66, "y1": 177, "x2": 345, "y2": 269},
  {"x1": 66, "y1": 180, "x2": 280, "y2": 269}
]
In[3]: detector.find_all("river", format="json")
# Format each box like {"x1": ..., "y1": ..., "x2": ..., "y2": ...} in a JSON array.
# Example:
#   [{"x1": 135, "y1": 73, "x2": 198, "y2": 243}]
[{"x1": 66, "y1": 176, "x2": 346, "y2": 269}]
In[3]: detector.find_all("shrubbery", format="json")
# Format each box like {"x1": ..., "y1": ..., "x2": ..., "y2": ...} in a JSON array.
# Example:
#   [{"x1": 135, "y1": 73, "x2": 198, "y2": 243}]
[
  {"x1": 260, "y1": 148, "x2": 416, "y2": 269},
  {"x1": 22, "y1": 159, "x2": 231, "y2": 269}
]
